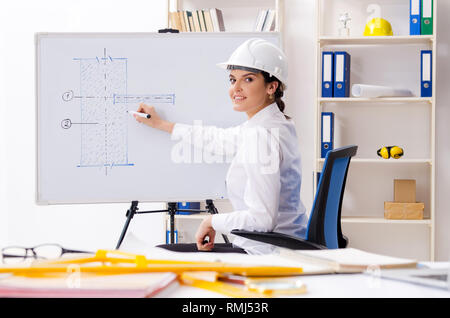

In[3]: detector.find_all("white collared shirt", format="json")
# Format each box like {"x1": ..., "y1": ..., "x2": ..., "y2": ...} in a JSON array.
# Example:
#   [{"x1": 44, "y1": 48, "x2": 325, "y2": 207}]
[{"x1": 171, "y1": 103, "x2": 307, "y2": 254}]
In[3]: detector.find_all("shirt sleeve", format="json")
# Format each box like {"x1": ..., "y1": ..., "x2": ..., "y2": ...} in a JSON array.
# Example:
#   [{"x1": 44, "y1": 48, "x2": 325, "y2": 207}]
[
  {"x1": 212, "y1": 126, "x2": 281, "y2": 234},
  {"x1": 171, "y1": 123, "x2": 241, "y2": 156}
]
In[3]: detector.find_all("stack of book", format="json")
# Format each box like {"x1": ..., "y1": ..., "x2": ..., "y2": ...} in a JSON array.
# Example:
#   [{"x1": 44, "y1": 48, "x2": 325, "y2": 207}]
[
  {"x1": 254, "y1": 9, "x2": 276, "y2": 32},
  {"x1": 169, "y1": 9, "x2": 225, "y2": 32}
]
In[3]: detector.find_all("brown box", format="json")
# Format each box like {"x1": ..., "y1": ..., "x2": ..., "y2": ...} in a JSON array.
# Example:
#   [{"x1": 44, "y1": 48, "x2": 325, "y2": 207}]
[
  {"x1": 394, "y1": 179, "x2": 416, "y2": 203},
  {"x1": 384, "y1": 202, "x2": 424, "y2": 220}
]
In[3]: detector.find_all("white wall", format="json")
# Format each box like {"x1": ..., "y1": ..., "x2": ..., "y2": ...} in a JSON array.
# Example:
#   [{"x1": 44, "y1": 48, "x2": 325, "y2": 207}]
[
  {"x1": 0, "y1": 0, "x2": 169, "y2": 251},
  {"x1": 1, "y1": 0, "x2": 449, "y2": 260}
]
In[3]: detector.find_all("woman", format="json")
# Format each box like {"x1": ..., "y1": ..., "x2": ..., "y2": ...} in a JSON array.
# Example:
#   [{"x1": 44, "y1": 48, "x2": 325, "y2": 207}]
[{"x1": 134, "y1": 38, "x2": 307, "y2": 255}]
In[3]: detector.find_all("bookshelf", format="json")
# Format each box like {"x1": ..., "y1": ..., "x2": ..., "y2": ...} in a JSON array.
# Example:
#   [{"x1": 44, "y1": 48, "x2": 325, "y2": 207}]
[
  {"x1": 315, "y1": 0, "x2": 437, "y2": 261},
  {"x1": 167, "y1": 0, "x2": 284, "y2": 33},
  {"x1": 163, "y1": 0, "x2": 284, "y2": 244}
]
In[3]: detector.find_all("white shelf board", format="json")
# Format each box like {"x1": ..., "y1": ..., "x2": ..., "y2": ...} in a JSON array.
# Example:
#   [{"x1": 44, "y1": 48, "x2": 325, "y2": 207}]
[
  {"x1": 165, "y1": 213, "x2": 209, "y2": 220},
  {"x1": 317, "y1": 158, "x2": 432, "y2": 164},
  {"x1": 342, "y1": 217, "x2": 431, "y2": 225},
  {"x1": 318, "y1": 97, "x2": 432, "y2": 104},
  {"x1": 319, "y1": 35, "x2": 434, "y2": 46}
]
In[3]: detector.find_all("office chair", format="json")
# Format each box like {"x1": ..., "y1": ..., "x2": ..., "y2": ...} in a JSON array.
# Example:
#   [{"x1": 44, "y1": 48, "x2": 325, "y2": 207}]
[{"x1": 231, "y1": 145, "x2": 358, "y2": 250}]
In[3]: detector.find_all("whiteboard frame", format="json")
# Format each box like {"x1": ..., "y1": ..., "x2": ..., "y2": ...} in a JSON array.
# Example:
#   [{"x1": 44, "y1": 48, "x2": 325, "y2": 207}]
[{"x1": 35, "y1": 32, "x2": 281, "y2": 205}]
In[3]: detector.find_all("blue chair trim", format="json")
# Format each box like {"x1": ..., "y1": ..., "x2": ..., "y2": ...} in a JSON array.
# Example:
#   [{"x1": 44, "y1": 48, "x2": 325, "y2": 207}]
[{"x1": 324, "y1": 157, "x2": 349, "y2": 249}]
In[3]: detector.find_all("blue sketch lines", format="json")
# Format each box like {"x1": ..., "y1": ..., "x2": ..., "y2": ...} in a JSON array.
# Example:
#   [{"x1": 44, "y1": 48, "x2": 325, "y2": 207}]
[
  {"x1": 78, "y1": 50, "x2": 129, "y2": 173},
  {"x1": 61, "y1": 48, "x2": 175, "y2": 175}
]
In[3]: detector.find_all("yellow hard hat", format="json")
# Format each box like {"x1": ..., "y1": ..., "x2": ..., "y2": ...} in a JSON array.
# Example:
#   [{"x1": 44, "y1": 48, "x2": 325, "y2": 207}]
[{"x1": 364, "y1": 18, "x2": 393, "y2": 36}]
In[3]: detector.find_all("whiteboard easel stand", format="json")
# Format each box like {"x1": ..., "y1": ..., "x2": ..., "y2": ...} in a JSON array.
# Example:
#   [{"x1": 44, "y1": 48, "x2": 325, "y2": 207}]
[{"x1": 115, "y1": 200, "x2": 228, "y2": 250}]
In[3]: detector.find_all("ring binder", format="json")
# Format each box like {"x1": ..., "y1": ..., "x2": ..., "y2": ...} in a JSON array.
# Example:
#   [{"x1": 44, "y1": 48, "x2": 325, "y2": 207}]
[
  {"x1": 410, "y1": 0, "x2": 421, "y2": 35},
  {"x1": 333, "y1": 52, "x2": 350, "y2": 98},
  {"x1": 421, "y1": 0, "x2": 433, "y2": 35},
  {"x1": 321, "y1": 112, "x2": 334, "y2": 158},
  {"x1": 321, "y1": 51, "x2": 334, "y2": 97},
  {"x1": 421, "y1": 50, "x2": 432, "y2": 97}
]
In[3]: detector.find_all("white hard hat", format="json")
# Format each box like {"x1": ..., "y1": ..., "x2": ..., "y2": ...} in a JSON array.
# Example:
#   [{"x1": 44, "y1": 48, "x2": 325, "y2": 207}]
[{"x1": 217, "y1": 38, "x2": 288, "y2": 86}]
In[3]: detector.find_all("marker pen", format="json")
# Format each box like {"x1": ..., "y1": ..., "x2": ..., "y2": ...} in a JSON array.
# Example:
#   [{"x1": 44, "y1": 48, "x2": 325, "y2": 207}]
[{"x1": 127, "y1": 110, "x2": 151, "y2": 119}]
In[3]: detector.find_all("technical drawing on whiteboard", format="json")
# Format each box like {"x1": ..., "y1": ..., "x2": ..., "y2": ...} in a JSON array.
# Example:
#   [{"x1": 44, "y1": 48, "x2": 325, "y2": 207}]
[{"x1": 60, "y1": 48, "x2": 175, "y2": 175}]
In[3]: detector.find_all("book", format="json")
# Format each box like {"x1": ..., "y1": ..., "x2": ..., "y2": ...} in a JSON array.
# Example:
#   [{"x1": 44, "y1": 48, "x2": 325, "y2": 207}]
[
  {"x1": 178, "y1": 11, "x2": 186, "y2": 32},
  {"x1": 210, "y1": 8, "x2": 219, "y2": 32},
  {"x1": 183, "y1": 11, "x2": 191, "y2": 31},
  {"x1": 198, "y1": 10, "x2": 207, "y2": 32},
  {"x1": 263, "y1": 9, "x2": 276, "y2": 32},
  {"x1": 203, "y1": 10, "x2": 214, "y2": 32},
  {"x1": 192, "y1": 10, "x2": 201, "y2": 32},
  {"x1": 279, "y1": 248, "x2": 418, "y2": 274},
  {"x1": 188, "y1": 13, "x2": 194, "y2": 32},
  {"x1": 254, "y1": 9, "x2": 267, "y2": 32},
  {"x1": 260, "y1": 9, "x2": 270, "y2": 31},
  {"x1": 169, "y1": 11, "x2": 182, "y2": 31},
  {"x1": 0, "y1": 272, "x2": 178, "y2": 298},
  {"x1": 211, "y1": 8, "x2": 225, "y2": 32}
]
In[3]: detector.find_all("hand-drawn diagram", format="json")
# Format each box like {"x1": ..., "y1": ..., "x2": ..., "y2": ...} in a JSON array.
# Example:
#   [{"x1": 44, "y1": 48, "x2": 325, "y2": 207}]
[{"x1": 61, "y1": 48, "x2": 175, "y2": 175}]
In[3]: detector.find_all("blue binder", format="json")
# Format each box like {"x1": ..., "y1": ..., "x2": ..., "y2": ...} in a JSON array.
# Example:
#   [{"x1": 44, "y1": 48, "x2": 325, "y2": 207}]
[
  {"x1": 321, "y1": 112, "x2": 334, "y2": 158},
  {"x1": 410, "y1": 0, "x2": 421, "y2": 35},
  {"x1": 333, "y1": 51, "x2": 351, "y2": 97},
  {"x1": 421, "y1": 50, "x2": 432, "y2": 97},
  {"x1": 321, "y1": 51, "x2": 334, "y2": 97},
  {"x1": 176, "y1": 201, "x2": 201, "y2": 215}
]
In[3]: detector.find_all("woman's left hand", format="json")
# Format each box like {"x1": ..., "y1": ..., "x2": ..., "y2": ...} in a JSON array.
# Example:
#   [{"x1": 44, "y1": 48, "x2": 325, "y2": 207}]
[{"x1": 195, "y1": 215, "x2": 216, "y2": 251}]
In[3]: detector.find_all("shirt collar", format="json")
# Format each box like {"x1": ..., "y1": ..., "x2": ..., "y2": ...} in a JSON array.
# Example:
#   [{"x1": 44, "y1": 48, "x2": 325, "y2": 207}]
[{"x1": 245, "y1": 103, "x2": 280, "y2": 126}]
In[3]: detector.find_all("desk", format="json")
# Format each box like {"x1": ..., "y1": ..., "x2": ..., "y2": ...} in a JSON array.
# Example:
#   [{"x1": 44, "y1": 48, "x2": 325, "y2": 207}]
[
  {"x1": 1, "y1": 237, "x2": 449, "y2": 298},
  {"x1": 164, "y1": 270, "x2": 450, "y2": 298},
  {"x1": 122, "y1": 234, "x2": 450, "y2": 298}
]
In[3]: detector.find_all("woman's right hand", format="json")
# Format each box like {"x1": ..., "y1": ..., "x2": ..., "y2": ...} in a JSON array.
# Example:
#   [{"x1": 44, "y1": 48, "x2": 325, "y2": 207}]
[{"x1": 135, "y1": 103, "x2": 175, "y2": 133}]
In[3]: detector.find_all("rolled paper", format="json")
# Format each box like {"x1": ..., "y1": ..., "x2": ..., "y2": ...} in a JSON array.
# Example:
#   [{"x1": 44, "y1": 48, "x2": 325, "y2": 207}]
[{"x1": 351, "y1": 84, "x2": 413, "y2": 98}]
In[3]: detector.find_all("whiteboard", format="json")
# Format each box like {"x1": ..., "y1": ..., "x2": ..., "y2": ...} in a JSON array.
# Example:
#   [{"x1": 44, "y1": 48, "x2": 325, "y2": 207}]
[{"x1": 36, "y1": 32, "x2": 280, "y2": 204}]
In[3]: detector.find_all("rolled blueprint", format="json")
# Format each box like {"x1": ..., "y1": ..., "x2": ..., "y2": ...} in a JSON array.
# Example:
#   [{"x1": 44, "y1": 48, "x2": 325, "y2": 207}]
[{"x1": 351, "y1": 84, "x2": 413, "y2": 98}]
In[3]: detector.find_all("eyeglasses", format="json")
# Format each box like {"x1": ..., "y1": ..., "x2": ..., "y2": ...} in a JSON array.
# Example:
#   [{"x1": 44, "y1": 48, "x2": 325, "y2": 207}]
[{"x1": 1, "y1": 243, "x2": 92, "y2": 264}]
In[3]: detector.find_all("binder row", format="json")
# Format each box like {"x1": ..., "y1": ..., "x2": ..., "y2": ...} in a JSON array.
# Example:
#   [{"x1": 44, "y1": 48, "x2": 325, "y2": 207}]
[
  {"x1": 321, "y1": 50, "x2": 432, "y2": 98},
  {"x1": 169, "y1": 9, "x2": 225, "y2": 32},
  {"x1": 321, "y1": 51, "x2": 351, "y2": 98},
  {"x1": 410, "y1": 0, "x2": 433, "y2": 35}
]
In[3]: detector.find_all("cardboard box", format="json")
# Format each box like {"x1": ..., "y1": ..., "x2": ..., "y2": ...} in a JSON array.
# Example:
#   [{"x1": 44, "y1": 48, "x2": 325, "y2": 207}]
[
  {"x1": 384, "y1": 202, "x2": 424, "y2": 220},
  {"x1": 394, "y1": 179, "x2": 416, "y2": 203}
]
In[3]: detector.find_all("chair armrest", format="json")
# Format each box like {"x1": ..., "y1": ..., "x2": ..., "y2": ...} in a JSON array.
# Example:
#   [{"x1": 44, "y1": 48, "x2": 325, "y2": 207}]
[{"x1": 230, "y1": 229, "x2": 326, "y2": 250}]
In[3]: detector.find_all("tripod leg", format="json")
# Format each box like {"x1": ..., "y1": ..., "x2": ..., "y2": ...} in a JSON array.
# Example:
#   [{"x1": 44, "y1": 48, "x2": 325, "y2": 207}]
[
  {"x1": 115, "y1": 201, "x2": 138, "y2": 250},
  {"x1": 167, "y1": 202, "x2": 177, "y2": 244}
]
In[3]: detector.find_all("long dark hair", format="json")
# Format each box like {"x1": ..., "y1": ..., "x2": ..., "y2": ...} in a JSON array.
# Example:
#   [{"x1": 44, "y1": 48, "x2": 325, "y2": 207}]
[{"x1": 261, "y1": 71, "x2": 290, "y2": 120}]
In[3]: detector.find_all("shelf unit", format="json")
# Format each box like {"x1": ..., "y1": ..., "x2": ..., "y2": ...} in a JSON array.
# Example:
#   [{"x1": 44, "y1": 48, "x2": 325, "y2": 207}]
[
  {"x1": 167, "y1": 0, "x2": 284, "y2": 33},
  {"x1": 163, "y1": 0, "x2": 284, "y2": 243},
  {"x1": 315, "y1": 1, "x2": 437, "y2": 261}
]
